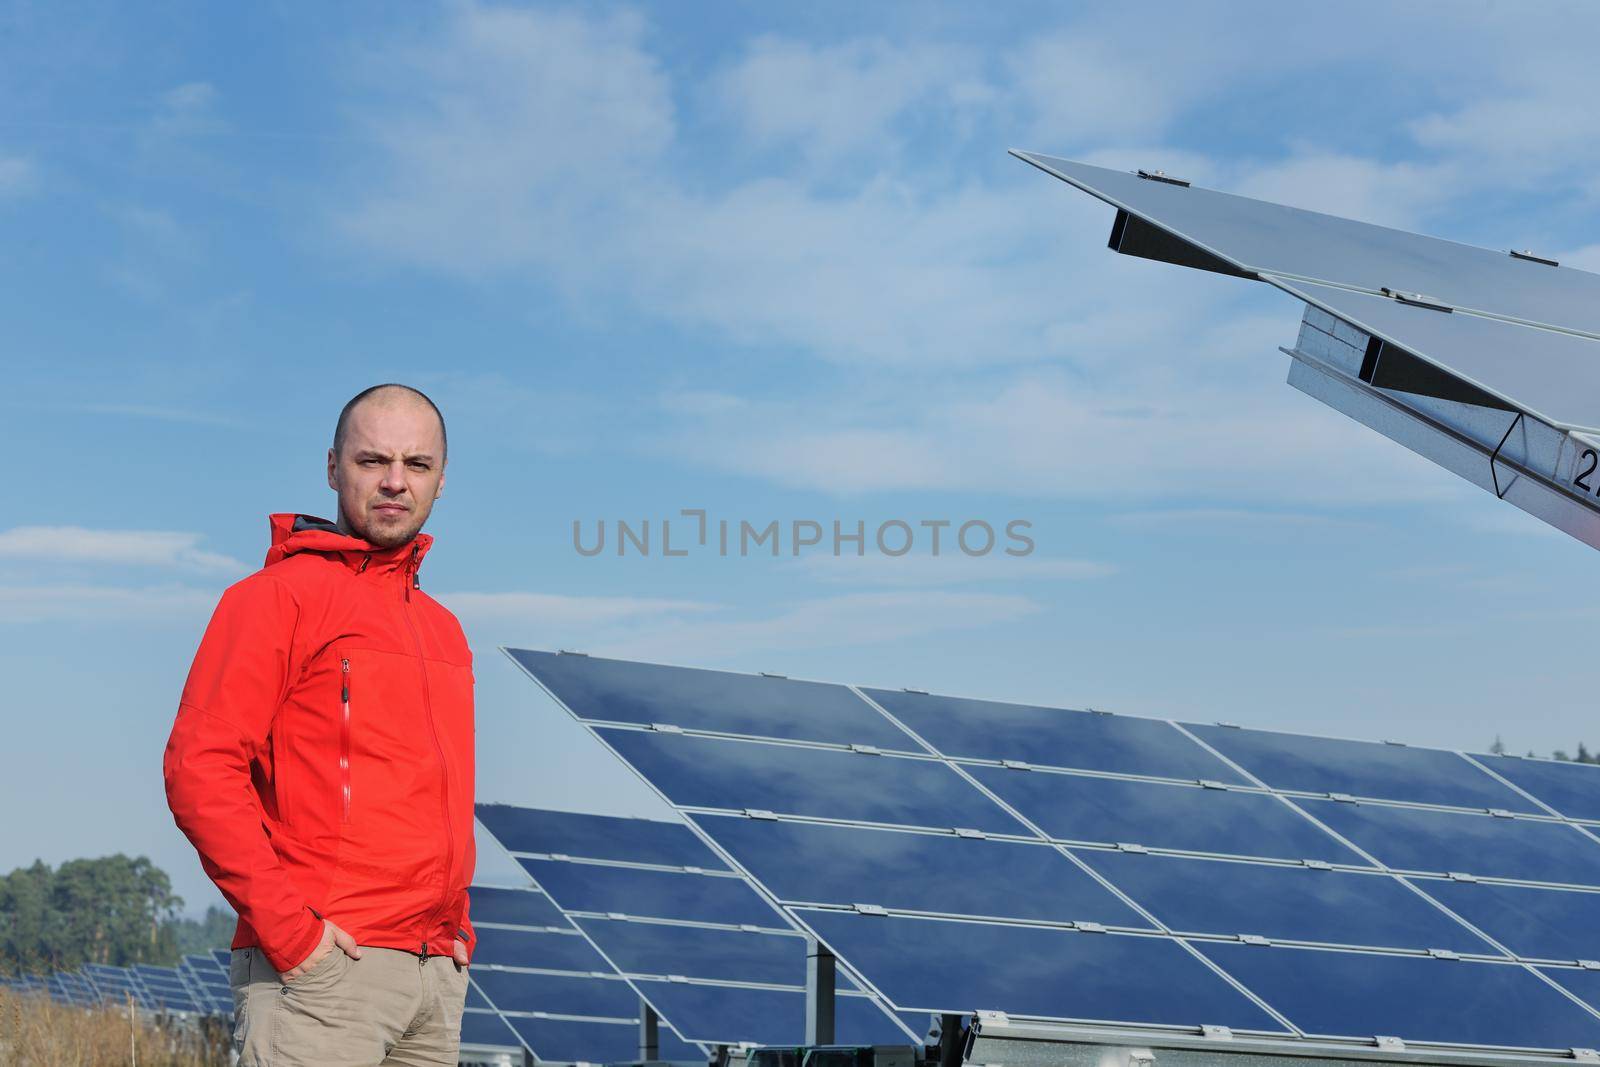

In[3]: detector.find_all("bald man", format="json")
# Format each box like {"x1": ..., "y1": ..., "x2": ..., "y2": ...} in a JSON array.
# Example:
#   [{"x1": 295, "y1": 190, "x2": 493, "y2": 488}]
[{"x1": 165, "y1": 384, "x2": 478, "y2": 1066}]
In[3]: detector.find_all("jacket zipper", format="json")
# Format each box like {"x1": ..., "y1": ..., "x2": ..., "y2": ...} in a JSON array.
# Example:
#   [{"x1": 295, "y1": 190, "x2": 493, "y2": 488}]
[
  {"x1": 339, "y1": 659, "x2": 352, "y2": 823},
  {"x1": 401, "y1": 543, "x2": 455, "y2": 957}
]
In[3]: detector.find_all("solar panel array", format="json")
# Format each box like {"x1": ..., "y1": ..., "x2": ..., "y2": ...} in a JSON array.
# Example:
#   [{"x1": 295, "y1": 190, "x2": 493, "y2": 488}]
[
  {"x1": 509, "y1": 646, "x2": 1600, "y2": 1057},
  {"x1": 463, "y1": 878, "x2": 702, "y2": 1061},
  {"x1": 3, "y1": 955, "x2": 226, "y2": 1015},
  {"x1": 477, "y1": 803, "x2": 927, "y2": 1050}
]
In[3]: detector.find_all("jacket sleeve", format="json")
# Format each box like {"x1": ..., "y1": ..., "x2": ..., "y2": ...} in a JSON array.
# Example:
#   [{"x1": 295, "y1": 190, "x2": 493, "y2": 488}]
[
  {"x1": 456, "y1": 885, "x2": 476, "y2": 961},
  {"x1": 163, "y1": 572, "x2": 324, "y2": 973}
]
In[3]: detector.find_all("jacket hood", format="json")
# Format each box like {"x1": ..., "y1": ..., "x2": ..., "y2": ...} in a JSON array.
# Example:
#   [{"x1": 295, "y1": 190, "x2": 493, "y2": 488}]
[{"x1": 264, "y1": 512, "x2": 434, "y2": 575}]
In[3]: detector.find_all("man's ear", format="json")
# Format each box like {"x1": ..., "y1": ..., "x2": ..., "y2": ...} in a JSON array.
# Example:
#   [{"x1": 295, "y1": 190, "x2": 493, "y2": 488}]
[
  {"x1": 435, "y1": 462, "x2": 446, "y2": 500},
  {"x1": 326, "y1": 448, "x2": 339, "y2": 492}
]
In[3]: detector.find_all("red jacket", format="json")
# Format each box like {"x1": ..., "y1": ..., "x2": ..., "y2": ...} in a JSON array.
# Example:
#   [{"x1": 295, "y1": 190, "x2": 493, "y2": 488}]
[{"x1": 164, "y1": 513, "x2": 477, "y2": 972}]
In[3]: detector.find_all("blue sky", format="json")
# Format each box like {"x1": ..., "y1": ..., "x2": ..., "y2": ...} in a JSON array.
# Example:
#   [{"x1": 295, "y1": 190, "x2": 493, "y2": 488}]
[{"x1": 6, "y1": 0, "x2": 1600, "y2": 914}]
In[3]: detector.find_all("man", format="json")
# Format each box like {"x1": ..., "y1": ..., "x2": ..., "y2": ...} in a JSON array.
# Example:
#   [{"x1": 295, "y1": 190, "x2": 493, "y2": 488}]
[{"x1": 164, "y1": 384, "x2": 477, "y2": 1066}]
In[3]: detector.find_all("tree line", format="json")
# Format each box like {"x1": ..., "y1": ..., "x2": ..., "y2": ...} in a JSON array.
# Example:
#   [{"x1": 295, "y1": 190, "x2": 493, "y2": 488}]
[{"x1": 0, "y1": 855, "x2": 233, "y2": 978}]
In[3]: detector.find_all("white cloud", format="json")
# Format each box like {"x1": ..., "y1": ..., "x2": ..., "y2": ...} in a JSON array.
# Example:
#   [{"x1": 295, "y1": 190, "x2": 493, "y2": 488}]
[
  {"x1": 0, "y1": 584, "x2": 215, "y2": 623},
  {"x1": 601, "y1": 590, "x2": 1044, "y2": 661},
  {"x1": 439, "y1": 591, "x2": 717, "y2": 627},
  {"x1": 794, "y1": 553, "x2": 1115, "y2": 587},
  {"x1": 0, "y1": 526, "x2": 247, "y2": 573},
  {"x1": 714, "y1": 37, "x2": 980, "y2": 165},
  {"x1": 0, "y1": 154, "x2": 36, "y2": 198}
]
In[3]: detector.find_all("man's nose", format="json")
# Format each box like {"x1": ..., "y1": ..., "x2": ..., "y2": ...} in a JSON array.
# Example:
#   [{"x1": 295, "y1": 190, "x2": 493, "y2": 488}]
[{"x1": 380, "y1": 463, "x2": 408, "y2": 493}]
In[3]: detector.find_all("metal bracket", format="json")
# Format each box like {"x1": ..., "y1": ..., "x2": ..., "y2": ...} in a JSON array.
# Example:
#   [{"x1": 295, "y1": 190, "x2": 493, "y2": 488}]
[
  {"x1": 1088, "y1": 707, "x2": 1114, "y2": 716},
  {"x1": 850, "y1": 744, "x2": 882, "y2": 755},
  {"x1": 683, "y1": 865, "x2": 703, "y2": 875},
  {"x1": 1428, "y1": 948, "x2": 1461, "y2": 960},
  {"x1": 1200, "y1": 1026, "x2": 1233, "y2": 1041},
  {"x1": 1198, "y1": 780, "x2": 1227, "y2": 790},
  {"x1": 1002, "y1": 759, "x2": 1032, "y2": 771},
  {"x1": 1579, "y1": 960, "x2": 1600, "y2": 970},
  {"x1": 649, "y1": 722, "x2": 683, "y2": 734},
  {"x1": 556, "y1": 648, "x2": 588, "y2": 656},
  {"x1": 953, "y1": 827, "x2": 987, "y2": 840},
  {"x1": 1488, "y1": 808, "x2": 1514, "y2": 818},
  {"x1": 1238, "y1": 935, "x2": 1270, "y2": 946},
  {"x1": 1074, "y1": 921, "x2": 1107, "y2": 933},
  {"x1": 1328, "y1": 792, "x2": 1356, "y2": 803},
  {"x1": 852, "y1": 903, "x2": 888, "y2": 916},
  {"x1": 1116, "y1": 843, "x2": 1149, "y2": 854},
  {"x1": 1215, "y1": 721, "x2": 1241, "y2": 729},
  {"x1": 1571, "y1": 1048, "x2": 1600, "y2": 1063},
  {"x1": 1375, "y1": 1036, "x2": 1406, "y2": 1052},
  {"x1": 1303, "y1": 860, "x2": 1333, "y2": 870},
  {"x1": 1510, "y1": 248, "x2": 1560, "y2": 267},
  {"x1": 1380, "y1": 287, "x2": 1453, "y2": 312},
  {"x1": 760, "y1": 671, "x2": 787, "y2": 679},
  {"x1": 1489, "y1": 411, "x2": 1525, "y2": 499},
  {"x1": 1448, "y1": 872, "x2": 1479, "y2": 882},
  {"x1": 902, "y1": 687, "x2": 929, "y2": 695},
  {"x1": 1382, "y1": 739, "x2": 1407, "y2": 747},
  {"x1": 743, "y1": 808, "x2": 777, "y2": 820},
  {"x1": 1137, "y1": 168, "x2": 1191, "y2": 187}
]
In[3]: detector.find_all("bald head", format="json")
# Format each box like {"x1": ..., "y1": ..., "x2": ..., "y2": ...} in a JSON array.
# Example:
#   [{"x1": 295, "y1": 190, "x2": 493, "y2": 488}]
[
  {"x1": 333, "y1": 383, "x2": 447, "y2": 462},
  {"x1": 326, "y1": 383, "x2": 449, "y2": 547}
]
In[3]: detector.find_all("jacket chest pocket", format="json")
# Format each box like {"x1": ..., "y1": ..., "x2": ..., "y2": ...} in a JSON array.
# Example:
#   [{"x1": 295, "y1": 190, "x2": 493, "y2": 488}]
[{"x1": 339, "y1": 657, "x2": 352, "y2": 824}]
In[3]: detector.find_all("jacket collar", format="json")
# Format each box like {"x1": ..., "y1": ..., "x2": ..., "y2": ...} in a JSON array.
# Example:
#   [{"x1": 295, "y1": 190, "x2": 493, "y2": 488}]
[{"x1": 264, "y1": 512, "x2": 433, "y2": 579}]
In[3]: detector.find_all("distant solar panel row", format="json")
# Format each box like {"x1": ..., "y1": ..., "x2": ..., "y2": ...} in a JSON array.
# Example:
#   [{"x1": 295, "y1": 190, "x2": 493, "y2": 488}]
[
  {"x1": 5, "y1": 958, "x2": 224, "y2": 1016},
  {"x1": 477, "y1": 803, "x2": 928, "y2": 1048},
  {"x1": 509, "y1": 647, "x2": 1600, "y2": 1055}
]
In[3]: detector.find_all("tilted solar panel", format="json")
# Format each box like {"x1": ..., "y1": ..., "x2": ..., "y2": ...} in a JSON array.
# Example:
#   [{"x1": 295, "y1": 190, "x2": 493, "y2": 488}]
[
  {"x1": 1011, "y1": 150, "x2": 1600, "y2": 554},
  {"x1": 476, "y1": 802, "x2": 925, "y2": 1047},
  {"x1": 510, "y1": 647, "x2": 1600, "y2": 1058},
  {"x1": 463, "y1": 879, "x2": 703, "y2": 1062}
]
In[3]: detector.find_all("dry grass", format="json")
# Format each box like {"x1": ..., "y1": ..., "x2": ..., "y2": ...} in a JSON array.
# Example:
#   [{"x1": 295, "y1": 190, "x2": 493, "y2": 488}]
[{"x1": 0, "y1": 985, "x2": 230, "y2": 1066}]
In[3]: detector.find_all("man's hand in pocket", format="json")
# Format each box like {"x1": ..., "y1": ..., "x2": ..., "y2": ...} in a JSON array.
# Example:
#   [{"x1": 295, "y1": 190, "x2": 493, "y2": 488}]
[{"x1": 282, "y1": 920, "x2": 362, "y2": 983}]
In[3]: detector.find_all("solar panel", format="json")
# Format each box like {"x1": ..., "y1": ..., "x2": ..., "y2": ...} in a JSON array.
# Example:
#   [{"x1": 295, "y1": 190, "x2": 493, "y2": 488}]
[
  {"x1": 477, "y1": 803, "x2": 924, "y2": 1048},
  {"x1": 1012, "y1": 150, "x2": 1600, "y2": 553},
  {"x1": 511, "y1": 647, "x2": 1600, "y2": 1056},
  {"x1": 463, "y1": 879, "x2": 707, "y2": 1062}
]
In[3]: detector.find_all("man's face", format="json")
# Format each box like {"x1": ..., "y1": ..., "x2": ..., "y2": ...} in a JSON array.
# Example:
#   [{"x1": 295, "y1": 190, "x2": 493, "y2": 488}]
[{"x1": 326, "y1": 397, "x2": 446, "y2": 549}]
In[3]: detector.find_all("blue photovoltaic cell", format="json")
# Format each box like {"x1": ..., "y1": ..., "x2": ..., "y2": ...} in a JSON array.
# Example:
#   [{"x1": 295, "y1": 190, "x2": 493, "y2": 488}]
[
  {"x1": 477, "y1": 802, "x2": 729, "y2": 870},
  {"x1": 510, "y1": 648, "x2": 911, "y2": 749},
  {"x1": 466, "y1": 981, "x2": 491, "y2": 1010},
  {"x1": 520, "y1": 858, "x2": 781, "y2": 928},
  {"x1": 1186, "y1": 723, "x2": 1537, "y2": 812},
  {"x1": 460, "y1": 1009, "x2": 521, "y2": 1049},
  {"x1": 865, "y1": 689, "x2": 1245, "y2": 783},
  {"x1": 599, "y1": 729, "x2": 1025, "y2": 833},
  {"x1": 798, "y1": 911, "x2": 1285, "y2": 1031},
  {"x1": 211, "y1": 949, "x2": 231, "y2": 968},
  {"x1": 1541, "y1": 969, "x2": 1600, "y2": 1017},
  {"x1": 1477, "y1": 755, "x2": 1600, "y2": 821},
  {"x1": 504, "y1": 1017, "x2": 643, "y2": 1062},
  {"x1": 1421, "y1": 880, "x2": 1600, "y2": 961},
  {"x1": 968, "y1": 766, "x2": 1362, "y2": 864},
  {"x1": 1077, "y1": 851, "x2": 1493, "y2": 952},
  {"x1": 470, "y1": 927, "x2": 611, "y2": 972},
  {"x1": 575, "y1": 917, "x2": 803, "y2": 986},
  {"x1": 468, "y1": 884, "x2": 568, "y2": 929},
  {"x1": 1200, "y1": 942, "x2": 1600, "y2": 1049},
  {"x1": 472, "y1": 968, "x2": 638, "y2": 1019},
  {"x1": 634, "y1": 981, "x2": 912, "y2": 1046},
  {"x1": 693, "y1": 814, "x2": 1149, "y2": 928},
  {"x1": 1299, "y1": 798, "x2": 1600, "y2": 885}
]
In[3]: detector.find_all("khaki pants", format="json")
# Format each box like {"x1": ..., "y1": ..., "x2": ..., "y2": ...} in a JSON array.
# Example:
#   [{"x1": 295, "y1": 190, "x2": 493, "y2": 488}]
[{"x1": 230, "y1": 946, "x2": 469, "y2": 1066}]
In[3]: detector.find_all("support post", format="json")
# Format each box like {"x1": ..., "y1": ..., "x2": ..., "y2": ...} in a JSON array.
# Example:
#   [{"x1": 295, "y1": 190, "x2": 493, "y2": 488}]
[
  {"x1": 640, "y1": 997, "x2": 660, "y2": 1061},
  {"x1": 805, "y1": 936, "x2": 836, "y2": 1045},
  {"x1": 937, "y1": 1014, "x2": 964, "y2": 1067}
]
